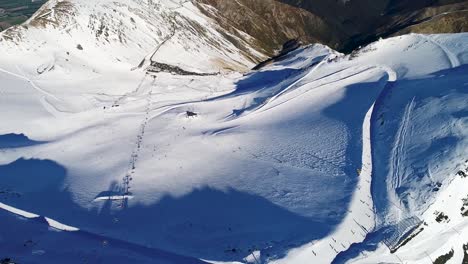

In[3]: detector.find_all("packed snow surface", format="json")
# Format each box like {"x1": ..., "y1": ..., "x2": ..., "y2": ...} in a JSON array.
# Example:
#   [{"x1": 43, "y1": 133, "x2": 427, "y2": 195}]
[{"x1": 0, "y1": 1, "x2": 467, "y2": 263}]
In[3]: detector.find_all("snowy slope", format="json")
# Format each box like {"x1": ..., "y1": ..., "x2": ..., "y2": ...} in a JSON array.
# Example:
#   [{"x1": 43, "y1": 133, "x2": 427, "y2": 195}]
[
  {"x1": 0, "y1": 1, "x2": 467, "y2": 262},
  {"x1": 271, "y1": 34, "x2": 468, "y2": 264},
  {"x1": 333, "y1": 34, "x2": 468, "y2": 264},
  {"x1": 0, "y1": 0, "x2": 265, "y2": 77}
]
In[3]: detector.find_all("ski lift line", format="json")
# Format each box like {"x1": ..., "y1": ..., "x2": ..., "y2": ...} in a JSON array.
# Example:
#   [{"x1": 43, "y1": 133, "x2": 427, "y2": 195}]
[
  {"x1": 112, "y1": 74, "x2": 148, "y2": 106},
  {"x1": 120, "y1": 78, "x2": 155, "y2": 208}
]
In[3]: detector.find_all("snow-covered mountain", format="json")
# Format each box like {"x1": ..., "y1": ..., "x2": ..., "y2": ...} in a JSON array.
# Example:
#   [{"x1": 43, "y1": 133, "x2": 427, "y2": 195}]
[
  {"x1": 0, "y1": 0, "x2": 467, "y2": 263},
  {"x1": 0, "y1": 0, "x2": 269, "y2": 75}
]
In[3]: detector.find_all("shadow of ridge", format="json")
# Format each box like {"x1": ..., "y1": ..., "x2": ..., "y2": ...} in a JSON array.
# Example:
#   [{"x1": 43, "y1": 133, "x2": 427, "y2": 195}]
[
  {"x1": 0, "y1": 133, "x2": 46, "y2": 149},
  {"x1": 0, "y1": 158, "x2": 66, "y2": 193},
  {"x1": 218, "y1": 67, "x2": 302, "y2": 98},
  {"x1": 0, "y1": 210, "x2": 208, "y2": 264},
  {"x1": 322, "y1": 75, "x2": 390, "y2": 175},
  {"x1": 79, "y1": 228, "x2": 209, "y2": 264},
  {"x1": 109, "y1": 186, "x2": 333, "y2": 262},
  {"x1": 331, "y1": 227, "x2": 386, "y2": 264},
  {"x1": 0, "y1": 158, "x2": 335, "y2": 262},
  {"x1": 0, "y1": 158, "x2": 207, "y2": 263},
  {"x1": 222, "y1": 68, "x2": 314, "y2": 118}
]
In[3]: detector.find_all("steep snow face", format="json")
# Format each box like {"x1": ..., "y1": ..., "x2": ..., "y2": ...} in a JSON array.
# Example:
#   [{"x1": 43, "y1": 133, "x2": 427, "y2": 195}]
[
  {"x1": 340, "y1": 34, "x2": 468, "y2": 224},
  {"x1": 372, "y1": 41, "x2": 467, "y2": 223},
  {"x1": 261, "y1": 33, "x2": 468, "y2": 264},
  {"x1": 333, "y1": 34, "x2": 468, "y2": 264},
  {"x1": 0, "y1": 4, "x2": 467, "y2": 262},
  {"x1": 0, "y1": 0, "x2": 265, "y2": 76}
]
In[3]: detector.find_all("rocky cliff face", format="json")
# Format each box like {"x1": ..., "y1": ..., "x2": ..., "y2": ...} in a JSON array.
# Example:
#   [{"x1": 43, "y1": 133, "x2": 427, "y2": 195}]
[
  {"x1": 196, "y1": 0, "x2": 336, "y2": 55},
  {"x1": 199, "y1": 0, "x2": 468, "y2": 53}
]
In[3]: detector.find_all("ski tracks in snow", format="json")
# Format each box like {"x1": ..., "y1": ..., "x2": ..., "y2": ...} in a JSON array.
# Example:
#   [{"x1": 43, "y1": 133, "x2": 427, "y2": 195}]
[
  {"x1": 264, "y1": 55, "x2": 330, "y2": 105},
  {"x1": 13, "y1": 65, "x2": 59, "y2": 100},
  {"x1": 254, "y1": 63, "x2": 397, "y2": 117},
  {"x1": 389, "y1": 97, "x2": 415, "y2": 199},
  {"x1": 419, "y1": 35, "x2": 461, "y2": 68},
  {"x1": 95, "y1": 74, "x2": 153, "y2": 206},
  {"x1": 0, "y1": 66, "x2": 65, "y2": 118}
]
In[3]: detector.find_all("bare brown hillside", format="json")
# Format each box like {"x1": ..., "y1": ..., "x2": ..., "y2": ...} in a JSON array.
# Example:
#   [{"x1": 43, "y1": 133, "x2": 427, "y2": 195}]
[{"x1": 197, "y1": 0, "x2": 468, "y2": 54}]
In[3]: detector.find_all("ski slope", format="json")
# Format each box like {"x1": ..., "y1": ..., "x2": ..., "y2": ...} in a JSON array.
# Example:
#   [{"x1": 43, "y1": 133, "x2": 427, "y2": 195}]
[
  {"x1": 336, "y1": 34, "x2": 468, "y2": 264},
  {"x1": 0, "y1": 0, "x2": 467, "y2": 262}
]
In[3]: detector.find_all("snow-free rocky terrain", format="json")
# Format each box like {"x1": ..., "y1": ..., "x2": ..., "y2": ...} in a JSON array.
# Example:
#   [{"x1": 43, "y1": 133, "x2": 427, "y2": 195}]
[{"x1": 0, "y1": 0, "x2": 467, "y2": 263}]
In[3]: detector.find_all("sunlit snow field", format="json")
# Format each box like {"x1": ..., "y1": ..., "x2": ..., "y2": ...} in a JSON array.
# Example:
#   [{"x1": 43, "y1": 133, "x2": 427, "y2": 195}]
[{"x1": 0, "y1": 0, "x2": 467, "y2": 263}]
